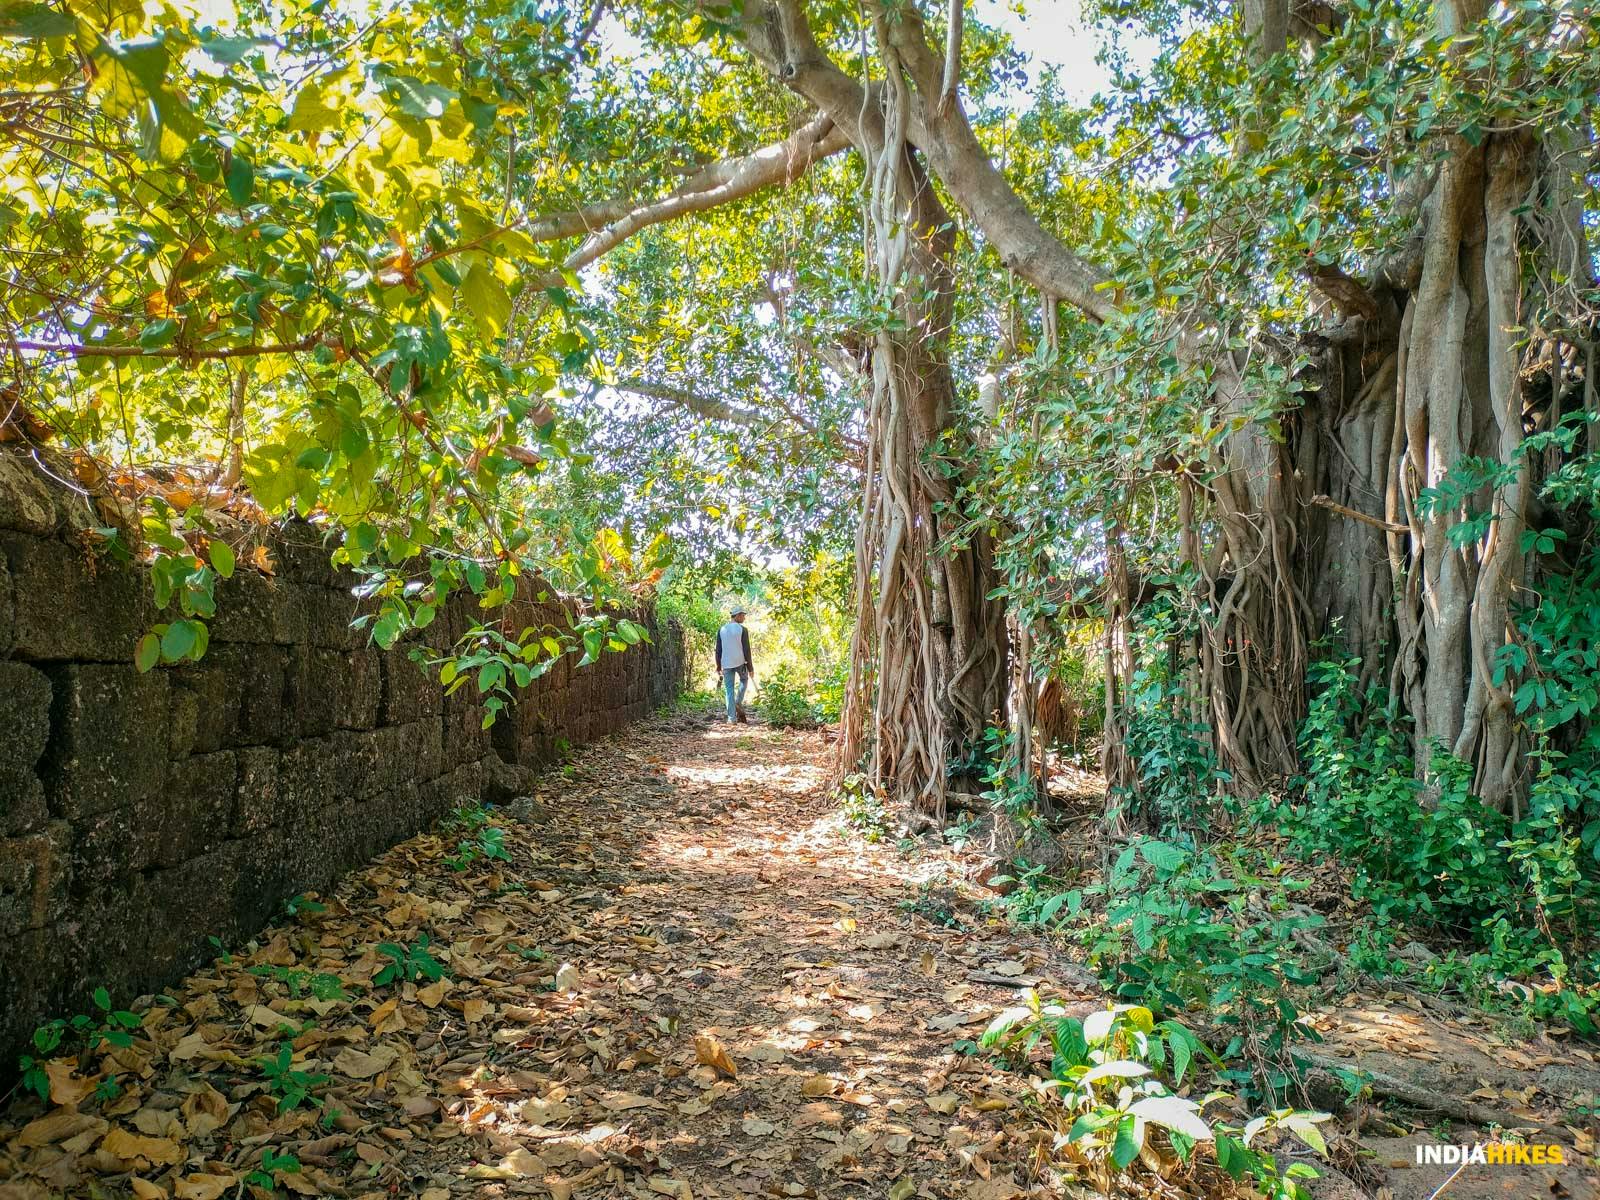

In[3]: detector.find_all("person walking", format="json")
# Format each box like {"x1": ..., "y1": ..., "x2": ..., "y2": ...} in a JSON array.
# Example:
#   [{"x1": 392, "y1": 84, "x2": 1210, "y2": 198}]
[{"x1": 714, "y1": 606, "x2": 754, "y2": 723}]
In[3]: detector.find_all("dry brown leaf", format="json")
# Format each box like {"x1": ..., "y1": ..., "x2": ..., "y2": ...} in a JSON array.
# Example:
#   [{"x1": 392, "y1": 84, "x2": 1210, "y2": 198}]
[
  {"x1": 416, "y1": 980, "x2": 450, "y2": 1008},
  {"x1": 181, "y1": 1085, "x2": 229, "y2": 1138},
  {"x1": 599, "y1": 1091, "x2": 658, "y2": 1111},
  {"x1": 693, "y1": 1035, "x2": 738, "y2": 1078},
  {"x1": 18, "y1": 1111, "x2": 108, "y2": 1147},
  {"x1": 927, "y1": 1011, "x2": 986, "y2": 1032},
  {"x1": 101, "y1": 1127, "x2": 184, "y2": 1168},
  {"x1": 168, "y1": 1031, "x2": 211, "y2": 1061},
  {"x1": 332, "y1": 1045, "x2": 398, "y2": 1079},
  {"x1": 800, "y1": 1075, "x2": 836, "y2": 1098},
  {"x1": 519, "y1": 1096, "x2": 572, "y2": 1125},
  {"x1": 465, "y1": 1147, "x2": 545, "y2": 1178},
  {"x1": 368, "y1": 998, "x2": 399, "y2": 1028},
  {"x1": 173, "y1": 1174, "x2": 237, "y2": 1200},
  {"x1": 130, "y1": 1177, "x2": 167, "y2": 1200},
  {"x1": 132, "y1": 1106, "x2": 184, "y2": 1139},
  {"x1": 45, "y1": 1061, "x2": 98, "y2": 1108}
]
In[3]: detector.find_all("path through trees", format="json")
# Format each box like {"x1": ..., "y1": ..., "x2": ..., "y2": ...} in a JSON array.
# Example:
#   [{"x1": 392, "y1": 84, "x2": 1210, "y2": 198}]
[{"x1": 3, "y1": 714, "x2": 1598, "y2": 1200}]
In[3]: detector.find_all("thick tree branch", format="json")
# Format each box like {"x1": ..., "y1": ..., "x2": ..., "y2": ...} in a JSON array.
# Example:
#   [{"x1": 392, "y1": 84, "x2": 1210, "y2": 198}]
[
  {"x1": 734, "y1": 1, "x2": 1118, "y2": 322},
  {"x1": 614, "y1": 379, "x2": 767, "y2": 427},
  {"x1": 535, "y1": 114, "x2": 851, "y2": 286},
  {"x1": 411, "y1": 115, "x2": 850, "y2": 284}
]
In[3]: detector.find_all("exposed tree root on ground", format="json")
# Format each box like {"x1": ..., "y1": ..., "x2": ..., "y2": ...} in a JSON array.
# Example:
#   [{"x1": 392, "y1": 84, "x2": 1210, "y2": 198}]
[{"x1": 1, "y1": 710, "x2": 1596, "y2": 1200}]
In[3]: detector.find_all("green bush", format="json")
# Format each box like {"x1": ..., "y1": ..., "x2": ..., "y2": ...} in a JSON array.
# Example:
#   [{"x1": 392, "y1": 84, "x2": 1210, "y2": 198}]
[
  {"x1": 1013, "y1": 837, "x2": 1323, "y2": 1095},
  {"x1": 981, "y1": 1000, "x2": 1327, "y2": 1198},
  {"x1": 1256, "y1": 654, "x2": 1599, "y2": 1030},
  {"x1": 756, "y1": 665, "x2": 823, "y2": 728}
]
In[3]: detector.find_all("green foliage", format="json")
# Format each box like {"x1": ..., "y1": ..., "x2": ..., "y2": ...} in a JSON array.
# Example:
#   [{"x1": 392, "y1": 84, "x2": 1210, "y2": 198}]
[
  {"x1": 981, "y1": 999, "x2": 1326, "y2": 1197},
  {"x1": 1014, "y1": 839, "x2": 1323, "y2": 1092},
  {"x1": 246, "y1": 965, "x2": 347, "y2": 1002},
  {"x1": 756, "y1": 664, "x2": 822, "y2": 728},
  {"x1": 443, "y1": 803, "x2": 512, "y2": 870},
  {"x1": 374, "y1": 935, "x2": 447, "y2": 987},
  {"x1": 2, "y1": 0, "x2": 669, "y2": 700},
  {"x1": 837, "y1": 772, "x2": 890, "y2": 842},
  {"x1": 976, "y1": 725, "x2": 1041, "y2": 820},
  {"x1": 283, "y1": 893, "x2": 327, "y2": 919},
  {"x1": 1258, "y1": 654, "x2": 1599, "y2": 1030},
  {"x1": 257, "y1": 1042, "x2": 329, "y2": 1113},
  {"x1": 247, "y1": 1148, "x2": 304, "y2": 1190},
  {"x1": 16, "y1": 987, "x2": 142, "y2": 1099},
  {"x1": 1117, "y1": 605, "x2": 1229, "y2": 833}
]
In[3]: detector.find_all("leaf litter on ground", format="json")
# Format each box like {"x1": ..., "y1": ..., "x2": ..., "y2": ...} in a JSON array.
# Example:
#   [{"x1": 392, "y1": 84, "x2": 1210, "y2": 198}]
[{"x1": 0, "y1": 712, "x2": 1097, "y2": 1200}]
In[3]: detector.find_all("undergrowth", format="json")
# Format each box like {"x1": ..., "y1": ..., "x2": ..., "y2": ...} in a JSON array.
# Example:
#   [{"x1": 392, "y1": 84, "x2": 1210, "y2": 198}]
[
  {"x1": 981, "y1": 999, "x2": 1328, "y2": 1198},
  {"x1": 991, "y1": 641, "x2": 1600, "y2": 1141}
]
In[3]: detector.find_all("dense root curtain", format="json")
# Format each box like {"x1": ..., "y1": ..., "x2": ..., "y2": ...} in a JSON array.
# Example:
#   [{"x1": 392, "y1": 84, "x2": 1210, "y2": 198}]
[{"x1": 833, "y1": 20, "x2": 1007, "y2": 821}]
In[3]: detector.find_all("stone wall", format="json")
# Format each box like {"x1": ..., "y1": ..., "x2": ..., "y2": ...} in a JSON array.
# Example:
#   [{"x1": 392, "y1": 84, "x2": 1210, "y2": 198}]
[{"x1": 0, "y1": 448, "x2": 682, "y2": 1067}]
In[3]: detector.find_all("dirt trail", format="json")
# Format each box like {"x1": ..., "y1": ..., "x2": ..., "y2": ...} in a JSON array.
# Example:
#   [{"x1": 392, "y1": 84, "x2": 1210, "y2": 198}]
[
  {"x1": 0, "y1": 711, "x2": 1090, "y2": 1200},
  {"x1": 4, "y1": 709, "x2": 1598, "y2": 1200}
]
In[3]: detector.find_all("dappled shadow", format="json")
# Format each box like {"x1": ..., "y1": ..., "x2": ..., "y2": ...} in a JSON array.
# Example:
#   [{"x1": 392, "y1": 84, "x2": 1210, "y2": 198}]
[{"x1": 0, "y1": 704, "x2": 1101, "y2": 1200}]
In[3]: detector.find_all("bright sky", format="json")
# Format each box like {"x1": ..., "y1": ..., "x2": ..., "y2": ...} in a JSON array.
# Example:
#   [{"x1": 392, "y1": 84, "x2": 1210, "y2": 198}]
[{"x1": 975, "y1": 0, "x2": 1126, "y2": 103}]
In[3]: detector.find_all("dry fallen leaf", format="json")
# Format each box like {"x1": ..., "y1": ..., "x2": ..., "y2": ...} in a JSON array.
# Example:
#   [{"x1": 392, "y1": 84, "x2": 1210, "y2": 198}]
[
  {"x1": 417, "y1": 980, "x2": 450, "y2": 1008},
  {"x1": 599, "y1": 1091, "x2": 658, "y2": 1111},
  {"x1": 332, "y1": 1045, "x2": 398, "y2": 1079},
  {"x1": 101, "y1": 1127, "x2": 184, "y2": 1168},
  {"x1": 181, "y1": 1085, "x2": 230, "y2": 1138},
  {"x1": 173, "y1": 1174, "x2": 237, "y2": 1200},
  {"x1": 742, "y1": 1116, "x2": 777, "y2": 1136},
  {"x1": 466, "y1": 1147, "x2": 546, "y2": 1179},
  {"x1": 800, "y1": 1075, "x2": 837, "y2": 1098},
  {"x1": 18, "y1": 1111, "x2": 107, "y2": 1148},
  {"x1": 45, "y1": 1061, "x2": 98, "y2": 1108},
  {"x1": 694, "y1": 1035, "x2": 738, "y2": 1078}
]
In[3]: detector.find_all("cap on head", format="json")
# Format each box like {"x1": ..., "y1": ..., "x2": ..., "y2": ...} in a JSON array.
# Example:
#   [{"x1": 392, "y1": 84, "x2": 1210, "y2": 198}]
[{"x1": 731, "y1": 605, "x2": 747, "y2": 617}]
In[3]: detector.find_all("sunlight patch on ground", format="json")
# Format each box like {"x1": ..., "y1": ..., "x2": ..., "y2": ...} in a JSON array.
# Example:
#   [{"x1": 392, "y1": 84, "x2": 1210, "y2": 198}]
[{"x1": 661, "y1": 761, "x2": 824, "y2": 796}]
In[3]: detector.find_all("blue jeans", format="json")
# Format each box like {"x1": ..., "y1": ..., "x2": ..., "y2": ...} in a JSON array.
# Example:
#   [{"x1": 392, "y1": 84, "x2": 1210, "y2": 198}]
[{"x1": 722, "y1": 667, "x2": 748, "y2": 721}]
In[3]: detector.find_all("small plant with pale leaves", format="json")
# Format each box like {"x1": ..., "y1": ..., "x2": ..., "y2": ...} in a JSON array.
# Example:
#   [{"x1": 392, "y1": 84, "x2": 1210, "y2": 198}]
[{"x1": 982, "y1": 998, "x2": 1328, "y2": 1198}]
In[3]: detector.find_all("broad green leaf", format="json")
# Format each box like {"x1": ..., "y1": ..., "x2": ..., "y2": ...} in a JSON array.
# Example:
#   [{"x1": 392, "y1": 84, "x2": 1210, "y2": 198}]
[
  {"x1": 1110, "y1": 1116, "x2": 1142, "y2": 1169},
  {"x1": 1078, "y1": 1060, "x2": 1152, "y2": 1085},
  {"x1": 225, "y1": 154, "x2": 254, "y2": 205},
  {"x1": 0, "y1": 1, "x2": 72, "y2": 37},
  {"x1": 1138, "y1": 840, "x2": 1188, "y2": 872},
  {"x1": 462, "y1": 265, "x2": 512, "y2": 339},
  {"x1": 160, "y1": 619, "x2": 197, "y2": 661}
]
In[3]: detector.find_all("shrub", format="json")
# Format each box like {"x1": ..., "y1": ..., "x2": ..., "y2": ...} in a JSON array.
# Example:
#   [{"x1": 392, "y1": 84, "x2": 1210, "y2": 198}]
[
  {"x1": 982, "y1": 999, "x2": 1327, "y2": 1198},
  {"x1": 756, "y1": 665, "x2": 822, "y2": 728}
]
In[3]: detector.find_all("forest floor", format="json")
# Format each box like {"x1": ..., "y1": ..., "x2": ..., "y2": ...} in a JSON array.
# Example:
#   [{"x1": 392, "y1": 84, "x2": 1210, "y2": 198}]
[{"x1": 2, "y1": 708, "x2": 1598, "y2": 1200}]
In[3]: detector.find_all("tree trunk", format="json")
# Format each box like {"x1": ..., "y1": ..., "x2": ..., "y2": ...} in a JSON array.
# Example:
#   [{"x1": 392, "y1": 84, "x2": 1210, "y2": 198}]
[{"x1": 832, "y1": 25, "x2": 1007, "y2": 820}]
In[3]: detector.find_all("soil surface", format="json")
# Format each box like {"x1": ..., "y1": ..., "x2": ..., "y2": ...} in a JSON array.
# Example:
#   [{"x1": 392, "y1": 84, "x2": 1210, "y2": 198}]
[{"x1": 1, "y1": 709, "x2": 1597, "y2": 1200}]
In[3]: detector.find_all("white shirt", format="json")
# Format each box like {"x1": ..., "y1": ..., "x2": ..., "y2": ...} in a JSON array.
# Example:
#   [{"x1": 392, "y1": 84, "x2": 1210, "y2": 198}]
[{"x1": 717, "y1": 621, "x2": 748, "y2": 670}]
